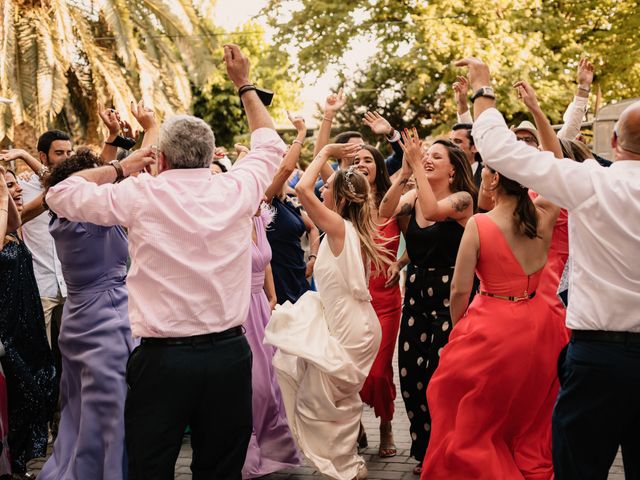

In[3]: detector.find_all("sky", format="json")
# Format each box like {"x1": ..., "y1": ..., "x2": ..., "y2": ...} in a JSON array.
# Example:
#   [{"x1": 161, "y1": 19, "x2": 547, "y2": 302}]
[{"x1": 212, "y1": 0, "x2": 371, "y2": 122}]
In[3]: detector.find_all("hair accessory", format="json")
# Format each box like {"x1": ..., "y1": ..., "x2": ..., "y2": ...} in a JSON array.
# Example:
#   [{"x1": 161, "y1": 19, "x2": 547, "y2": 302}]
[{"x1": 344, "y1": 165, "x2": 358, "y2": 195}]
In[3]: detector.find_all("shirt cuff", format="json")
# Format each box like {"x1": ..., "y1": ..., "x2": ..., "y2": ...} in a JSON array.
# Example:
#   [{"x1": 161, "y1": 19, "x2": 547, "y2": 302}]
[{"x1": 471, "y1": 107, "x2": 505, "y2": 142}]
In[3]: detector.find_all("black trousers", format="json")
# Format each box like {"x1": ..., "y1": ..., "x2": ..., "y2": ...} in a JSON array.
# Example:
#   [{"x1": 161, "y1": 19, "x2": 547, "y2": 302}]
[
  {"x1": 552, "y1": 337, "x2": 640, "y2": 480},
  {"x1": 125, "y1": 334, "x2": 253, "y2": 480}
]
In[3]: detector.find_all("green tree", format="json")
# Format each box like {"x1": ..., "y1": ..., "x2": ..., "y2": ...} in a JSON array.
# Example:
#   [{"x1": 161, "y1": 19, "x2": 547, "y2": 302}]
[
  {"x1": 265, "y1": 0, "x2": 640, "y2": 136},
  {"x1": 192, "y1": 22, "x2": 301, "y2": 148},
  {"x1": 0, "y1": 0, "x2": 217, "y2": 144}
]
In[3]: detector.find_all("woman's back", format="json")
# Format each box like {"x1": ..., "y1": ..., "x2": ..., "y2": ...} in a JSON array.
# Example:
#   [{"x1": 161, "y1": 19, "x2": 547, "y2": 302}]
[{"x1": 476, "y1": 212, "x2": 550, "y2": 298}]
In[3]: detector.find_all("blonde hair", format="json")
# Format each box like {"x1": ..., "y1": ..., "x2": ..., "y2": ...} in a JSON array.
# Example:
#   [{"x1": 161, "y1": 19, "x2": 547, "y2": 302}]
[{"x1": 332, "y1": 167, "x2": 393, "y2": 274}]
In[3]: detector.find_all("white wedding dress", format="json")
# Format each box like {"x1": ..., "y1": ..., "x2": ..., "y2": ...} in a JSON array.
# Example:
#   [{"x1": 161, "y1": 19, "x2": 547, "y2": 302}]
[{"x1": 264, "y1": 220, "x2": 382, "y2": 480}]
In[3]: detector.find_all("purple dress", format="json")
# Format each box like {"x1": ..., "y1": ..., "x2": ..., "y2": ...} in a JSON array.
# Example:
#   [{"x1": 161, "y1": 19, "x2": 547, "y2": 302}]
[
  {"x1": 242, "y1": 212, "x2": 300, "y2": 478},
  {"x1": 39, "y1": 219, "x2": 133, "y2": 480}
]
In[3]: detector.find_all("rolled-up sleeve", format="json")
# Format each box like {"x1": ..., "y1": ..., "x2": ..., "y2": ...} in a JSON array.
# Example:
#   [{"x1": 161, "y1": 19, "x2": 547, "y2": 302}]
[
  {"x1": 557, "y1": 95, "x2": 588, "y2": 140},
  {"x1": 46, "y1": 176, "x2": 139, "y2": 227},
  {"x1": 228, "y1": 128, "x2": 287, "y2": 215},
  {"x1": 472, "y1": 108, "x2": 596, "y2": 211}
]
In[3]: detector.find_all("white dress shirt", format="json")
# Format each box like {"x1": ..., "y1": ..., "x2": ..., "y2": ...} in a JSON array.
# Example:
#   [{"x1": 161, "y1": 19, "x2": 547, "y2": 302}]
[
  {"x1": 473, "y1": 108, "x2": 640, "y2": 333},
  {"x1": 46, "y1": 128, "x2": 285, "y2": 338},
  {"x1": 19, "y1": 174, "x2": 67, "y2": 299}
]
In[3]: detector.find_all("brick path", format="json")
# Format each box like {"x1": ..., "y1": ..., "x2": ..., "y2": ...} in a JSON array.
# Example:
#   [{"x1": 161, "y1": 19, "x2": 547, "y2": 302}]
[{"x1": 28, "y1": 350, "x2": 625, "y2": 479}]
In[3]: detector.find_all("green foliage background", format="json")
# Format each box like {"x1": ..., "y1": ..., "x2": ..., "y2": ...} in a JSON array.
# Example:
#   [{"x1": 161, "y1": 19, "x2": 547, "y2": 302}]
[{"x1": 263, "y1": 0, "x2": 640, "y2": 136}]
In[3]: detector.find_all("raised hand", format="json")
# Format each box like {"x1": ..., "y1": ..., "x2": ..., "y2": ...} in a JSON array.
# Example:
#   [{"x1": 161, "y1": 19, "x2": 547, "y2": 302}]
[
  {"x1": 98, "y1": 106, "x2": 122, "y2": 137},
  {"x1": 454, "y1": 58, "x2": 491, "y2": 92},
  {"x1": 223, "y1": 44, "x2": 251, "y2": 89},
  {"x1": 0, "y1": 149, "x2": 28, "y2": 163},
  {"x1": 363, "y1": 111, "x2": 393, "y2": 136},
  {"x1": 513, "y1": 80, "x2": 541, "y2": 113},
  {"x1": 399, "y1": 128, "x2": 424, "y2": 171},
  {"x1": 577, "y1": 58, "x2": 594, "y2": 89},
  {"x1": 234, "y1": 143, "x2": 250, "y2": 156},
  {"x1": 324, "y1": 89, "x2": 346, "y2": 115},
  {"x1": 321, "y1": 142, "x2": 360, "y2": 160},
  {"x1": 131, "y1": 99, "x2": 156, "y2": 131},
  {"x1": 287, "y1": 110, "x2": 307, "y2": 133},
  {"x1": 120, "y1": 146, "x2": 156, "y2": 176},
  {"x1": 453, "y1": 76, "x2": 470, "y2": 105}
]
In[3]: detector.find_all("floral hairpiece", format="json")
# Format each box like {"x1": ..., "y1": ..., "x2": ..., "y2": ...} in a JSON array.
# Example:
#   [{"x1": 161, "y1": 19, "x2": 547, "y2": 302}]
[{"x1": 344, "y1": 165, "x2": 358, "y2": 195}]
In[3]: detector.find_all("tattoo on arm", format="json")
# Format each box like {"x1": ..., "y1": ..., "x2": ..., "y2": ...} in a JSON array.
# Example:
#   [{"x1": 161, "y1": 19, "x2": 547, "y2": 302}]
[
  {"x1": 449, "y1": 193, "x2": 471, "y2": 213},
  {"x1": 398, "y1": 203, "x2": 413, "y2": 217}
]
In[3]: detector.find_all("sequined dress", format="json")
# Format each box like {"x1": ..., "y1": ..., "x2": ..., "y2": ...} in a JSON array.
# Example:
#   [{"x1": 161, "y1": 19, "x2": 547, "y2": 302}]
[{"x1": 0, "y1": 234, "x2": 57, "y2": 473}]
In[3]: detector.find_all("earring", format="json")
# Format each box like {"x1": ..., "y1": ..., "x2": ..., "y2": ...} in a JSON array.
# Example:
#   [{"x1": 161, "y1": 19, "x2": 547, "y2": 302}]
[{"x1": 448, "y1": 176, "x2": 454, "y2": 184}]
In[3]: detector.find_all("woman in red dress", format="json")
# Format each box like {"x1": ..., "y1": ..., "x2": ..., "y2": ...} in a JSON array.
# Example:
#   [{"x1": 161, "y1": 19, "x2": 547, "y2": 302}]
[
  {"x1": 421, "y1": 166, "x2": 568, "y2": 480},
  {"x1": 353, "y1": 145, "x2": 403, "y2": 458}
]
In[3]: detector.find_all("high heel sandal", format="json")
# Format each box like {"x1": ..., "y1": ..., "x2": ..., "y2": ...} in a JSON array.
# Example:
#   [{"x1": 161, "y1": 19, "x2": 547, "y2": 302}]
[{"x1": 378, "y1": 421, "x2": 397, "y2": 458}]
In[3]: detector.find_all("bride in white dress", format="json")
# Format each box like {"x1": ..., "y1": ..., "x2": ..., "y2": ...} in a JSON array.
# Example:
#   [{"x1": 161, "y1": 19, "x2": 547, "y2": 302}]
[{"x1": 265, "y1": 143, "x2": 392, "y2": 480}]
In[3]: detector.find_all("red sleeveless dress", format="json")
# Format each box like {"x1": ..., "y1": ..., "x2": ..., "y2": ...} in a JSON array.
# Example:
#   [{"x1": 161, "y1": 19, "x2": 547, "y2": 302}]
[
  {"x1": 360, "y1": 218, "x2": 402, "y2": 421},
  {"x1": 421, "y1": 214, "x2": 568, "y2": 480}
]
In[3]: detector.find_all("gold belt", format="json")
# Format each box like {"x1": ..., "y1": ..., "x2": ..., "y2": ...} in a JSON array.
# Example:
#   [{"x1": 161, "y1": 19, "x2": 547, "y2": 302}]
[{"x1": 478, "y1": 290, "x2": 536, "y2": 302}]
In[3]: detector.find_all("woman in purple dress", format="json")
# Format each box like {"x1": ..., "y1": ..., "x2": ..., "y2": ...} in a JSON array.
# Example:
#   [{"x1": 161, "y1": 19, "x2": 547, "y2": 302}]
[
  {"x1": 39, "y1": 150, "x2": 133, "y2": 480},
  {"x1": 242, "y1": 205, "x2": 300, "y2": 478}
]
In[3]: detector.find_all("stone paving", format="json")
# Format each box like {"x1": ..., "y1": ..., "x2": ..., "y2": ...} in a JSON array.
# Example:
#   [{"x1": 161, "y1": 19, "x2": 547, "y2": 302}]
[{"x1": 28, "y1": 349, "x2": 626, "y2": 479}]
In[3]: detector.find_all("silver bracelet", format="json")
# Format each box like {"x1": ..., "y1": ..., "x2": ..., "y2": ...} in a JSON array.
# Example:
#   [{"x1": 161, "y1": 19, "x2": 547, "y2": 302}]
[
  {"x1": 37, "y1": 165, "x2": 50, "y2": 178},
  {"x1": 292, "y1": 140, "x2": 304, "y2": 147}
]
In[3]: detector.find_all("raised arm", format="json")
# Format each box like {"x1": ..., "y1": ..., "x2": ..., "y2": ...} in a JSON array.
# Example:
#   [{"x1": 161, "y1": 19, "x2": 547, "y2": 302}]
[
  {"x1": 294, "y1": 143, "x2": 359, "y2": 239},
  {"x1": 401, "y1": 128, "x2": 473, "y2": 222},
  {"x1": 379, "y1": 147, "x2": 414, "y2": 219},
  {"x1": 1, "y1": 148, "x2": 46, "y2": 177},
  {"x1": 265, "y1": 112, "x2": 307, "y2": 202},
  {"x1": 131, "y1": 99, "x2": 159, "y2": 149},
  {"x1": 457, "y1": 57, "x2": 596, "y2": 211},
  {"x1": 450, "y1": 217, "x2": 479, "y2": 324},
  {"x1": 557, "y1": 58, "x2": 593, "y2": 140},
  {"x1": 453, "y1": 76, "x2": 473, "y2": 124},
  {"x1": 363, "y1": 111, "x2": 404, "y2": 176},
  {"x1": 514, "y1": 80, "x2": 563, "y2": 159},
  {"x1": 98, "y1": 106, "x2": 122, "y2": 162},
  {"x1": 313, "y1": 89, "x2": 346, "y2": 157}
]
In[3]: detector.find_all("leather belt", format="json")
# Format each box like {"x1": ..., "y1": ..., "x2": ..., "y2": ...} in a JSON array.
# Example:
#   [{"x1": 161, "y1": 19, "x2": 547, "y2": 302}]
[
  {"x1": 141, "y1": 326, "x2": 243, "y2": 346},
  {"x1": 478, "y1": 290, "x2": 536, "y2": 302},
  {"x1": 572, "y1": 329, "x2": 640, "y2": 345}
]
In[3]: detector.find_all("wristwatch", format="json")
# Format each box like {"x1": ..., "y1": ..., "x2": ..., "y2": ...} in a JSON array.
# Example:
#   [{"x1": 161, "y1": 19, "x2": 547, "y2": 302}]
[
  {"x1": 108, "y1": 159, "x2": 125, "y2": 183},
  {"x1": 471, "y1": 86, "x2": 496, "y2": 102}
]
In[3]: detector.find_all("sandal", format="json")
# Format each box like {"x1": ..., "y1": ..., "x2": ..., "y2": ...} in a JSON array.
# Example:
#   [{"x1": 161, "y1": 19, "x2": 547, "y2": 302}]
[
  {"x1": 413, "y1": 464, "x2": 422, "y2": 475},
  {"x1": 378, "y1": 421, "x2": 397, "y2": 458},
  {"x1": 357, "y1": 422, "x2": 368, "y2": 449}
]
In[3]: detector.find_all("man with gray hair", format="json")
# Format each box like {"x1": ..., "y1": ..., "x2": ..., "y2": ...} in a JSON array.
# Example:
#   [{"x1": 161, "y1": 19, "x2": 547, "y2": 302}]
[{"x1": 46, "y1": 44, "x2": 286, "y2": 479}]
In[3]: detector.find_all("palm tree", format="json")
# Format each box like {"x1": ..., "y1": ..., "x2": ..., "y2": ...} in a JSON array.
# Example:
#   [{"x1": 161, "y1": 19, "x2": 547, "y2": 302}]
[{"x1": 0, "y1": 0, "x2": 218, "y2": 144}]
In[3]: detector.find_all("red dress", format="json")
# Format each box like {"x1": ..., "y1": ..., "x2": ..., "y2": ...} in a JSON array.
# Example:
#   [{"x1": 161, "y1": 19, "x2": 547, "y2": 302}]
[
  {"x1": 360, "y1": 218, "x2": 402, "y2": 421},
  {"x1": 421, "y1": 214, "x2": 569, "y2": 480}
]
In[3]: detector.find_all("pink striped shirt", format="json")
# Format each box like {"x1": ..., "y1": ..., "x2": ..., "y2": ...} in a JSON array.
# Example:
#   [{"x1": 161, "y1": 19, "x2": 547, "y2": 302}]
[{"x1": 46, "y1": 128, "x2": 285, "y2": 338}]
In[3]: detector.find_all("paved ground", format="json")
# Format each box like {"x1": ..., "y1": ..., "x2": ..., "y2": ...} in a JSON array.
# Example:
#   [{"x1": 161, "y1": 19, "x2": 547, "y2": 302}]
[{"x1": 28, "y1": 350, "x2": 626, "y2": 479}]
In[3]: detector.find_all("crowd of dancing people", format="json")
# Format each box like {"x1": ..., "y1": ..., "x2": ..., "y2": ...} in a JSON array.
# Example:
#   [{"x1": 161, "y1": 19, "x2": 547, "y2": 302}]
[{"x1": 0, "y1": 44, "x2": 639, "y2": 480}]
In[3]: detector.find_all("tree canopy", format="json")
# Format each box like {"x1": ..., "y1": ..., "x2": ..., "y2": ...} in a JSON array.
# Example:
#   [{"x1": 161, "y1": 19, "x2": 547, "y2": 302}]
[
  {"x1": 264, "y1": 0, "x2": 640, "y2": 135},
  {"x1": 0, "y1": 0, "x2": 218, "y2": 143}
]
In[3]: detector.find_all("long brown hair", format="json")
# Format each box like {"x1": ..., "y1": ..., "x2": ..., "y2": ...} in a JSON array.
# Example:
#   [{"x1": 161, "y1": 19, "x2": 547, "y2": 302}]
[
  {"x1": 432, "y1": 139, "x2": 478, "y2": 208},
  {"x1": 488, "y1": 167, "x2": 538, "y2": 239},
  {"x1": 360, "y1": 144, "x2": 392, "y2": 207},
  {"x1": 332, "y1": 167, "x2": 392, "y2": 274}
]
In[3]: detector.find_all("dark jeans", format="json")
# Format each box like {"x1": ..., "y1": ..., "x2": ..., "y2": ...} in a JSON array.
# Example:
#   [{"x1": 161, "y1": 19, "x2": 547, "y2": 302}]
[
  {"x1": 552, "y1": 337, "x2": 640, "y2": 480},
  {"x1": 125, "y1": 334, "x2": 253, "y2": 480}
]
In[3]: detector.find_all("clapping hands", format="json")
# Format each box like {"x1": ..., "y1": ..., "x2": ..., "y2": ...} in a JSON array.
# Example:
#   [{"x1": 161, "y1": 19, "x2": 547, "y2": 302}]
[{"x1": 399, "y1": 128, "x2": 424, "y2": 172}]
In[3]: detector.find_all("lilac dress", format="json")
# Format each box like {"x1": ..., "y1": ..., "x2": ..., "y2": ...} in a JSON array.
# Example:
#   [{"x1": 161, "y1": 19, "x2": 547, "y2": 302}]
[
  {"x1": 242, "y1": 212, "x2": 300, "y2": 478},
  {"x1": 39, "y1": 218, "x2": 133, "y2": 480}
]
